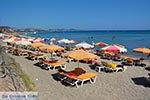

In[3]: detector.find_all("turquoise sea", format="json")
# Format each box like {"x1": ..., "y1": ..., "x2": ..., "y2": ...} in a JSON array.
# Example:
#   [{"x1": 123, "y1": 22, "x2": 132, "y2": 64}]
[{"x1": 24, "y1": 31, "x2": 150, "y2": 57}]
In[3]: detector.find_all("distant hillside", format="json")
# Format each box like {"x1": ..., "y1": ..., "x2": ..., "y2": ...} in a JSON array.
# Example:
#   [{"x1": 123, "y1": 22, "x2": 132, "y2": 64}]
[
  {"x1": 0, "y1": 26, "x2": 19, "y2": 36},
  {"x1": 0, "y1": 26, "x2": 15, "y2": 33}
]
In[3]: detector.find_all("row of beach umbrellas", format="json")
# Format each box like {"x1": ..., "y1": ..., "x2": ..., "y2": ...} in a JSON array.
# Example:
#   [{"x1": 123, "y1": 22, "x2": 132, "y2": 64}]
[{"x1": 3, "y1": 35, "x2": 129, "y2": 53}]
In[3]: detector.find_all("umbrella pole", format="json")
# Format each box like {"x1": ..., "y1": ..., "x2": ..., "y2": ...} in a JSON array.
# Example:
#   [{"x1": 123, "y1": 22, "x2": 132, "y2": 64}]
[{"x1": 78, "y1": 60, "x2": 79, "y2": 67}]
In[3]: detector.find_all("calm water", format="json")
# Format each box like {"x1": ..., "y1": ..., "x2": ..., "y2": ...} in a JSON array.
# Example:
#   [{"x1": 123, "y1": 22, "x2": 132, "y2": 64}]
[{"x1": 24, "y1": 31, "x2": 150, "y2": 57}]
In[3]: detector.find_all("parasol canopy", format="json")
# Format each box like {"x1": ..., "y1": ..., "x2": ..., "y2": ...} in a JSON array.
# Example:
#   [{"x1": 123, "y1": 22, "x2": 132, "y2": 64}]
[
  {"x1": 68, "y1": 49, "x2": 97, "y2": 60},
  {"x1": 101, "y1": 44, "x2": 127, "y2": 53},
  {"x1": 57, "y1": 38, "x2": 71, "y2": 44},
  {"x1": 47, "y1": 44, "x2": 64, "y2": 52},
  {"x1": 94, "y1": 42, "x2": 108, "y2": 46},
  {"x1": 75, "y1": 41, "x2": 94, "y2": 49},
  {"x1": 50, "y1": 38, "x2": 56, "y2": 41},
  {"x1": 133, "y1": 47, "x2": 150, "y2": 54},
  {"x1": 28, "y1": 42, "x2": 46, "y2": 48}
]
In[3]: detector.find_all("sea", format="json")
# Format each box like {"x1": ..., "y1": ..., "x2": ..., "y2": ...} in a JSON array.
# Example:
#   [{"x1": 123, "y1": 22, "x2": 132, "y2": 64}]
[{"x1": 24, "y1": 31, "x2": 150, "y2": 57}]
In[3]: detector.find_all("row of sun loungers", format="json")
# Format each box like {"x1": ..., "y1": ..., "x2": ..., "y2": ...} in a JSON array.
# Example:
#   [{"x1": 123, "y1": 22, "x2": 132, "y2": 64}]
[
  {"x1": 121, "y1": 57, "x2": 146, "y2": 67},
  {"x1": 96, "y1": 51, "x2": 146, "y2": 67}
]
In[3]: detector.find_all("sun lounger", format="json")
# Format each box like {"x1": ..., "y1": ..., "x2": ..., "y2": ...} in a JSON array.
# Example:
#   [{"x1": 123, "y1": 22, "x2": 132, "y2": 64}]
[
  {"x1": 101, "y1": 61, "x2": 125, "y2": 72},
  {"x1": 50, "y1": 61, "x2": 67, "y2": 70},
  {"x1": 57, "y1": 69, "x2": 97, "y2": 88},
  {"x1": 7, "y1": 47, "x2": 16, "y2": 54},
  {"x1": 95, "y1": 65, "x2": 106, "y2": 72},
  {"x1": 133, "y1": 59, "x2": 146, "y2": 67},
  {"x1": 121, "y1": 58, "x2": 134, "y2": 66},
  {"x1": 13, "y1": 49, "x2": 29, "y2": 56},
  {"x1": 42, "y1": 60, "x2": 67, "y2": 70},
  {"x1": 27, "y1": 52, "x2": 47, "y2": 60},
  {"x1": 76, "y1": 72, "x2": 97, "y2": 86},
  {"x1": 112, "y1": 54, "x2": 122, "y2": 61},
  {"x1": 145, "y1": 74, "x2": 150, "y2": 86}
]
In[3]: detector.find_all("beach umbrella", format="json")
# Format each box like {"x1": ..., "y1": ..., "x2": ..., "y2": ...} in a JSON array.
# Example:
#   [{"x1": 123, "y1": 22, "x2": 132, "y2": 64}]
[
  {"x1": 70, "y1": 40, "x2": 77, "y2": 43},
  {"x1": 57, "y1": 38, "x2": 71, "y2": 44},
  {"x1": 42, "y1": 38, "x2": 49, "y2": 41},
  {"x1": 28, "y1": 42, "x2": 46, "y2": 48},
  {"x1": 50, "y1": 38, "x2": 56, "y2": 41},
  {"x1": 15, "y1": 41, "x2": 22, "y2": 45},
  {"x1": 20, "y1": 41, "x2": 32, "y2": 46},
  {"x1": 68, "y1": 49, "x2": 97, "y2": 67},
  {"x1": 94, "y1": 42, "x2": 108, "y2": 46},
  {"x1": 133, "y1": 47, "x2": 150, "y2": 54},
  {"x1": 113, "y1": 44, "x2": 125, "y2": 48},
  {"x1": 47, "y1": 44, "x2": 64, "y2": 52},
  {"x1": 75, "y1": 41, "x2": 94, "y2": 49},
  {"x1": 31, "y1": 38, "x2": 44, "y2": 43},
  {"x1": 14, "y1": 37, "x2": 22, "y2": 41},
  {"x1": 39, "y1": 45, "x2": 51, "y2": 51},
  {"x1": 3, "y1": 38, "x2": 15, "y2": 42},
  {"x1": 7, "y1": 34, "x2": 15, "y2": 38},
  {"x1": 101, "y1": 44, "x2": 127, "y2": 53}
]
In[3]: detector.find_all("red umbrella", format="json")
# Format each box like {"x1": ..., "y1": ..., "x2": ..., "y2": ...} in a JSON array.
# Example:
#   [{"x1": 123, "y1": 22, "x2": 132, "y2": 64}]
[
  {"x1": 101, "y1": 44, "x2": 127, "y2": 53},
  {"x1": 95, "y1": 42, "x2": 108, "y2": 46}
]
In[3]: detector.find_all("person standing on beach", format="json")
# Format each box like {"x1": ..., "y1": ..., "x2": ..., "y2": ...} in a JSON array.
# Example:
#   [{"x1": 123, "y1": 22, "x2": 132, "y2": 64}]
[{"x1": 147, "y1": 54, "x2": 150, "y2": 59}]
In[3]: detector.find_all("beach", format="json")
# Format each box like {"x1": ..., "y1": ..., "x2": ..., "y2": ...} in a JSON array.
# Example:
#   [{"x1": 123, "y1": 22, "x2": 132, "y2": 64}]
[
  {"x1": 1, "y1": 0, "x2": 150, "y2": 99},
  {"x1": 0, "y1": 34, "x2": 150, "y2": 100},
  {"x1": 8, "y1": 52, "x2": 150, "y2": 100}
]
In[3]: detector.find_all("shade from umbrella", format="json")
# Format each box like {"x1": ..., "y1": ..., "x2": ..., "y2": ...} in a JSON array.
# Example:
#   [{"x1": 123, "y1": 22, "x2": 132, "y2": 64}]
[
  {"x1": 95, "y1": 42, "x2": 108, "y2": 46},
  {"x1": 75, "y1": 41, "x2": 94, "y2": 49},
  {"x1": 133, "y1": 47, "x2": 150, "y2": 54},
  {"x1": 101, "y1": 44, "x2": 127, "y2": 53}
]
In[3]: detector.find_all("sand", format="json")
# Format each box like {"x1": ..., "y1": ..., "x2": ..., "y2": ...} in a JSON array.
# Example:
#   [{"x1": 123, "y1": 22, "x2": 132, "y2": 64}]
[{"x1": 7, "y1": 53, "x2": 150, "y2": 100}]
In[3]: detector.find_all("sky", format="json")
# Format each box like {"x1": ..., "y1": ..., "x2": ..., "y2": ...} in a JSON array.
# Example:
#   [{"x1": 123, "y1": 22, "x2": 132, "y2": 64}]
[{"x1": 0, "y1": 0, "x2": 150, "y2": 30}]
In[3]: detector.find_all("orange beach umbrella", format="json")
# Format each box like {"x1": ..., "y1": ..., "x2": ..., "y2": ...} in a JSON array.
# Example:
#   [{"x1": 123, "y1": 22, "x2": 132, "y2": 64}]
[
  {"x1": 28, "y1": 42, "x2": 46, "y2": 48},
  {"x1": 133, "y1": 47, "x2": 150, "y2": 54},
  {"x1": 68, "y1": 49, "x2": 97, "y2": 67},
  {"x1": 68, "y1": 49, "x2": 97, "y2": 60},
  {"x1": 47, "y1": 44, "x2": 64, "y2": 52},
  {"x1": 50, "y1": 38, "x2": 56, "y2": 41}
]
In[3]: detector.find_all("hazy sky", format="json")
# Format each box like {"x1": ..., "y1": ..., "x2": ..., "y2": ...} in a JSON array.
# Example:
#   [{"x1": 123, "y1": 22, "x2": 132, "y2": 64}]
[{"x1": 0, "y1": 0, "x2": 149, "y2": 30}]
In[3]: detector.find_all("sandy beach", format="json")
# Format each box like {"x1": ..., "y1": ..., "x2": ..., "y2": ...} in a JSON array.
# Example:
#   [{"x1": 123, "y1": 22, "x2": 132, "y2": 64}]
[
  {"x1": 1, "y1": 0, "x2": 150, "y2": 99},
  {"x1": 8, "y1": 53, "x2": 150, "y2": 100}
]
